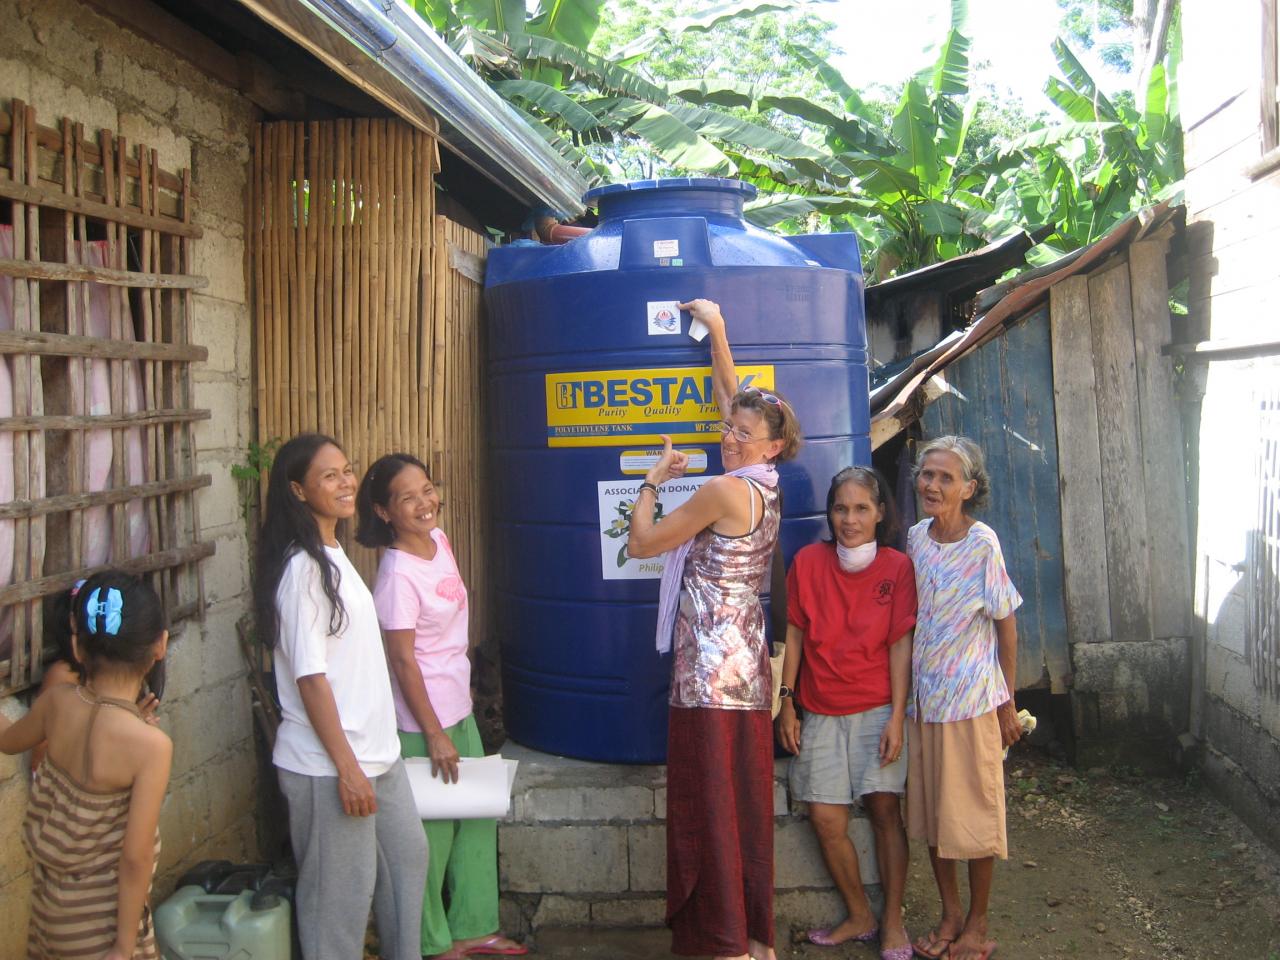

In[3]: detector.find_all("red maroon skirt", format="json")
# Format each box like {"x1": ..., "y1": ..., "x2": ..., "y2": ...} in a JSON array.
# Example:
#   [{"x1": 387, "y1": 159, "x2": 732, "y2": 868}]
[{"x1": 666, "y1": 705, "x2": 775, "y2": 956}]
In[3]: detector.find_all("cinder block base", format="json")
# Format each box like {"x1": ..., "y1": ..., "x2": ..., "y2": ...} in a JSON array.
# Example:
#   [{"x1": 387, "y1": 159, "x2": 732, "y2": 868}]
[
  {"x1": 497, "y1": 742, "x2": 882, "y2": 938},
  {"x1": 1069, "y1": 638, "x2": 1190, "y2": 772}
]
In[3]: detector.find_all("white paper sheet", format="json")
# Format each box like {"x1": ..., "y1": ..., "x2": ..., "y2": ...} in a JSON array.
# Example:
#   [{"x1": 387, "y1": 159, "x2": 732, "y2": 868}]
[{"x1": 404, "y1": 754, "x2": 519, "y2": 820}]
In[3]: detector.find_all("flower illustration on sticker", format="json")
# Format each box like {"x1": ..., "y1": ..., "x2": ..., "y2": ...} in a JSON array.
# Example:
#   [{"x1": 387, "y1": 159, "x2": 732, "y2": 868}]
[{"x1": 603, "y1": 496, "x2": 665, "y2": 567}]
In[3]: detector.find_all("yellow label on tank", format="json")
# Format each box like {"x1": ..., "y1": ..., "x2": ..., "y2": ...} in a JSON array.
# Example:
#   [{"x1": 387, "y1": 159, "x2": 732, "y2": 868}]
[{"x1": 545, "y1": 365, "x2": 776, "y2": 447}]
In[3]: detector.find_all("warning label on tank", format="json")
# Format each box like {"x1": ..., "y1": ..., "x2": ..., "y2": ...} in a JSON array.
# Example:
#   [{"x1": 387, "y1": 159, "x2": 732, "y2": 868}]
[{"x1": 544, "y1": 365, "x2": 776, "y2": 447}]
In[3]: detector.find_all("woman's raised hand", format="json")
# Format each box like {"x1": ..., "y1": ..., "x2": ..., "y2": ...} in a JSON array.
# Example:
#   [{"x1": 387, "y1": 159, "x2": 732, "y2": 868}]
[
  {"x1": 678, "y1": 299, "x2": 725, "y2": 338},
  {"x1": 646, "y1": 435, "x2": 690, "y2": 487},
  {"x1": 428, "y1": 729, "x2": 462, "y2": 784}
]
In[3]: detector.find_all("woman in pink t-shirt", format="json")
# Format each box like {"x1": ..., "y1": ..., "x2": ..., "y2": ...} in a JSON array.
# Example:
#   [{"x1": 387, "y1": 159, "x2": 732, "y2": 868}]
[
  {"x1": 356, "y1": 453, "x2": 526, "y2": 960},
  {"x1": 777, "y1": 466, "x2": 916, "y2": 960}
]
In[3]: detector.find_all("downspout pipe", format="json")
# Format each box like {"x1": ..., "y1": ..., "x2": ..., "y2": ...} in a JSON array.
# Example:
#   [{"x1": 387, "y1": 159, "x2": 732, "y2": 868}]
[{"x1": 297, "y1": 0, "x2": 589, "y2": 216}]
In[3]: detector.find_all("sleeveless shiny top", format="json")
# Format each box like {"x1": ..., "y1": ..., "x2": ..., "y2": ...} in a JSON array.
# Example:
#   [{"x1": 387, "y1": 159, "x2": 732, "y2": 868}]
[{"x1": 670, "y1": 479, "x2": 780, "y2": 710}]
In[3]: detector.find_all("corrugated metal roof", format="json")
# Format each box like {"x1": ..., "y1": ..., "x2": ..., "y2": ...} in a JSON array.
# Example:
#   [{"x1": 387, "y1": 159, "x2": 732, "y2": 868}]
[{"x1": 870, "y1": 202, "x2": 1183, "y2": 446}]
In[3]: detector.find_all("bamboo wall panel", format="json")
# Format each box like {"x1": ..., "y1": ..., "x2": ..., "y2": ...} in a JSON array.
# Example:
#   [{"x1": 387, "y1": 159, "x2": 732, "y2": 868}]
[
  {"x1": 252, "y1": 119, "x2": 490, "y2": 648},
  {"x1": 433, "y1": 217, "x2": 490, "y2": 652},
  {"x1": 0, "y1": 99, "x2": 211, "y2": 694}
]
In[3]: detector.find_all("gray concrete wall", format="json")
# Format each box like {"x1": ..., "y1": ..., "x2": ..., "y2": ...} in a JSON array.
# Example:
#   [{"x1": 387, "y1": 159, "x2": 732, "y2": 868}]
[
  {"x1": 0, "y1": 0, "x2": 260, "y2": 948},
  {"x1": 1182, "y1": 0, "x2": 1280, "y2": 847}
]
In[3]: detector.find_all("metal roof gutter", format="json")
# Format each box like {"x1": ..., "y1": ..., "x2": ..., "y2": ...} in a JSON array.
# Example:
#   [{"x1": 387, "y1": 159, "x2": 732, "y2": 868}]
[{"x1": 235, "y1": 0, "x2": 589, "y2": 216}]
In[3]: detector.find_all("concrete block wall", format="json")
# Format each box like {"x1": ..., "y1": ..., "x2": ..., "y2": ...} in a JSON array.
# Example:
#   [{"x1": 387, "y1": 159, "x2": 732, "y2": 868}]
[
  {"x1": 1181, "y1": 0, "x2": 1280, "y2": 849},
  {"x1": 496, "y1": 744, "x2": 879, "y2": 939},
  {"x1": 0, "y1": 0, "x2": 260, "y2": 949}
]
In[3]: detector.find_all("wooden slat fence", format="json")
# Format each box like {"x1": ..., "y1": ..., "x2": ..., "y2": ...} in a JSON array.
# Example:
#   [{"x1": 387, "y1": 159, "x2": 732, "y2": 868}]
[
  {"x1": 0, "y1": 99, "x2": 211, "y2": 694},
  {"x1": 251, "y1": 119, "x2": 491, "y2": 647}
]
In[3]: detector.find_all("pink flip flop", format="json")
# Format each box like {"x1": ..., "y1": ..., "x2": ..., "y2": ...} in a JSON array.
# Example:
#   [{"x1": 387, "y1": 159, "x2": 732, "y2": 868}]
[
  {"x1": 462, "y1": 934, "x2": 529, "y2": 957},
  {"x1": 808, "y1": 926, "x2": 879, "y2": 947}
]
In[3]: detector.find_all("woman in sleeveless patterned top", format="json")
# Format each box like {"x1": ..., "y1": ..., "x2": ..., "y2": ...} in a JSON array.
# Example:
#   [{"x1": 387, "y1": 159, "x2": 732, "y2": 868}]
[
  {"x1": 629, "y1": 299, "x2": 803, "y2": 960},
  {"x1": 1, "y1": 571, "x2": 172, "y2": 960}
]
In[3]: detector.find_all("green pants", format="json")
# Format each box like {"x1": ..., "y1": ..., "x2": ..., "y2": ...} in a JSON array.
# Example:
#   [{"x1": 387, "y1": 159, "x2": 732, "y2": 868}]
[{"x1": 399, "y1": 716, "x2": 499, "y2": 956}]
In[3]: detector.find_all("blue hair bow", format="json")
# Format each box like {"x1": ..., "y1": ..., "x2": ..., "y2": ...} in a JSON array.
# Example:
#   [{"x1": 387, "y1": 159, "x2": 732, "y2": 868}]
[{"x1": 85, "y1": 587, "x2": 124, "y2": 637}]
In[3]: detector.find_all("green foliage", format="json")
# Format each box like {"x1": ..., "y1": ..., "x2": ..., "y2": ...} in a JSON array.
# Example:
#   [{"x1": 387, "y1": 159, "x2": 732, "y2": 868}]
[
  {"x1": 981, "y1": 25, "x2": 1183, "y2": 265},
  {"x1": 231, "y1": 438, "x2": 281, "y2": 527},
  {"x1": 231, "y1": 438, "x2": 281, "y2": 579},
  {"x1": 411, "y1": 0, "x2": 1183, "y2": 283}
]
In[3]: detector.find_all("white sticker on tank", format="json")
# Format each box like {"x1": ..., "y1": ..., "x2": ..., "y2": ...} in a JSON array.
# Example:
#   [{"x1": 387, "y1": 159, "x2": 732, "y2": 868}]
[
  {"x1": 619, "y1": 448, "x2": 708, "y2": 475},
  {"x1": 646, "y1": 301, "x2": 681, "y2": 336},
  {"x1": 653, "y1": 239, "x2": 680, "y2": 257}
]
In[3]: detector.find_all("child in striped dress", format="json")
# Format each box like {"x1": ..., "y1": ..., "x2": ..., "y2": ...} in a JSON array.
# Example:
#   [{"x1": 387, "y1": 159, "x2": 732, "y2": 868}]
[{"x1": 1, "y1": 571, "x2": 172, "y2": 960}]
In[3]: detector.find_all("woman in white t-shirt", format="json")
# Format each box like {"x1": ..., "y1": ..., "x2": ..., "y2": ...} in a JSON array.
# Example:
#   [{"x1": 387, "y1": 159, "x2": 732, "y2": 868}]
[
  {"x1": 255, "y1": 434, "x2": 427, "y2": 960},
  {"x1": 356, "y1": 453, "x2": 525, "y2": 960}
]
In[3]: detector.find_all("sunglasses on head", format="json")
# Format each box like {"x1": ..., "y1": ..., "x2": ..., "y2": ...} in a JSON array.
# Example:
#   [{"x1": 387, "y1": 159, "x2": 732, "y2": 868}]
[{"x1": 741, "y1": 386, "x2": 782, "y2": 406}]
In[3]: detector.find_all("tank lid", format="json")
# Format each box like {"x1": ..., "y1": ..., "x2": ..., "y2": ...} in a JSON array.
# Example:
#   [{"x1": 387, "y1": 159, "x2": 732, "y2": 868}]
[{"x1": 583, "y1": 177, "x2": 758, "y2": 204}]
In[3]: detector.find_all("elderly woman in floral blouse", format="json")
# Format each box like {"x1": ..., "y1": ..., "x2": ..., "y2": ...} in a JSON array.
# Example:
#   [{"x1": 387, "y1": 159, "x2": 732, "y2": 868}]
[{"x1": 906, "y1": 436, "x2": 1023, "y2": 960}]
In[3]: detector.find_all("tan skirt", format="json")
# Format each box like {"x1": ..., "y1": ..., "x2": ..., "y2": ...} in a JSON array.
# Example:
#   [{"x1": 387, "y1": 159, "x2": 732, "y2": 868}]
[{"x1": 906, "y1": 710, "x2": 1007, "y2": 860}]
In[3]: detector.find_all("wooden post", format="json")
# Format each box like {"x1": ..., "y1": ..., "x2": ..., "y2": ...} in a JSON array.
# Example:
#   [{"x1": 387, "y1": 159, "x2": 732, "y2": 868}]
[
  {"x1": 1089, "y1": 260, "x2": 1154, "y2": 644},
  {"x1": 1050, "y1": 277, "x2": 1113, "y2": 645},
  {"x1": 1129, "y1": 238, "x2": 1193, "y2": 639}
]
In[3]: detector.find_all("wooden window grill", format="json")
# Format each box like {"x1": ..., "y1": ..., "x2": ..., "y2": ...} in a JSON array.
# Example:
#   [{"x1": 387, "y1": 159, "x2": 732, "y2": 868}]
[{"x1": 0, "y1": 99, "x2": 212, "y2": 695}]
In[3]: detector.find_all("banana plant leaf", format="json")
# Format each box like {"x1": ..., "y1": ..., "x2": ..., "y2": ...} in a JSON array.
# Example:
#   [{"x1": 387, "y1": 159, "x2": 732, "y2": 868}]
[
  {"x1": 922, "y1": 26, "x2": 971, "y2": 97},
  {"x1": 998, "y1": 121, "x2": 1122, "y2": 156},
  {"x1": 491, "y1": 78, "x2": 609, "y2": 135},
  {"x1": 510, "y1": 104, "x2": 607, "y2": 182},
  {"x1": 663, "y1": 102, "x2": 842, "y2": 167},
  {"x1": 725, "y1": 152, "x2": 848, "y2": 193},
  {"x1": 891, "y1": 80, "x2": 940, "y2": 193},
  {"x1": 610, "y1": 0, "x2": 829, "y2": 61},
  {"x1": 584, "y1": 98, "x2": 737, "y2": 173},
  {"x1": 408, "y1": 0, "x2": 459, "y2": 34},
  {"x1": 934, "y1": 95, "x2": 975, "y2": 190},
  {"x1": 789, "y1": 44, "x2": 877, "y2": 118},
  {"x1": 527, "y1": 0, "x2": 606, "y2": 51},
  {"x1": 506, "y1": 34, "x2": 668, "y2": 102},
  {"x1": 1051, "y1": 38, "x2": 1121, "y2": 123},
  {"x1": 454, "y1": 0, "x2": 526, "y2": 35},
  {"x1": 450, "y1": 25, "x2": 518, "y2": 72},
  {"x1": 743, "y1": 192, "x2": 875, "y2": 227}
]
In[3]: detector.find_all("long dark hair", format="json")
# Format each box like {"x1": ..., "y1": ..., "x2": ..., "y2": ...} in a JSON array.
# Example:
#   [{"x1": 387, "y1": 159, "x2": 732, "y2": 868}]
[
  {"x1": 355, "y1": 453, "x2": 431, "y2": 549},
  {"x1": 255, "y1": 433, "x2": 348, "y2": 648},
  {"x1": 70, "y1": 570, "x2": 166, "y2": 681},
  {"x1": 825, "y1": 465, "x2": 900, "y2": 546}
]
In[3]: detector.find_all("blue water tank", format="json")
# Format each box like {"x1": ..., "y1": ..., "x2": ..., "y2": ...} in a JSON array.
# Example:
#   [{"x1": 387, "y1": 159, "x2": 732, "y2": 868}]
[{"x1": 484, "y1": 178, "x2": 869, "y2": 763}]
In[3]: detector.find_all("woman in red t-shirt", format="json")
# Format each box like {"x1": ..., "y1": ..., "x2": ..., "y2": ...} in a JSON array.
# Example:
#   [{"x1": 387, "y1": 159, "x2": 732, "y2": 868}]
[{"x1": 777, "y1": 466, "x2": 916, "y2": 960}]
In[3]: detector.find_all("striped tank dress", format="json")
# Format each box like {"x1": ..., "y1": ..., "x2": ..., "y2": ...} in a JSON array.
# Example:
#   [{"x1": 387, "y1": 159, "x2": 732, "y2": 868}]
[{"x1": 23, "y1": 693, "x2": 160, "y2": 960}]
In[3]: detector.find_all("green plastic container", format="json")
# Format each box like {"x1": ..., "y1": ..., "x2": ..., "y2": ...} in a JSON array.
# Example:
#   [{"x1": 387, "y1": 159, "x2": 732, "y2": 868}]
[{"x1": 154, "y1": 885, "x2": 291, "y2": 960}]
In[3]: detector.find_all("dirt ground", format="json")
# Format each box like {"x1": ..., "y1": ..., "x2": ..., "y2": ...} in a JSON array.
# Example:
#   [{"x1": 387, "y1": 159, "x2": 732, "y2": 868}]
[{"x1": 532, "y1": 748, "x2": 1280, "y2": 959}]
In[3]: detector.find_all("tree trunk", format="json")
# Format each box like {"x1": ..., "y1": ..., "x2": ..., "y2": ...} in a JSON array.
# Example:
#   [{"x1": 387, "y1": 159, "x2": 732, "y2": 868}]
[{"x1": 1132, "y1": 0, "x2": 1175, "y2": 102}]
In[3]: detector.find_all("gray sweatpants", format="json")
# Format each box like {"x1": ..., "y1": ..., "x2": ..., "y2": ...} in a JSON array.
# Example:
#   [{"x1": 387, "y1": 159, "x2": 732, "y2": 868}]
[{"x1": 278, "y1": 759, "x2": 428, "y2": 960}]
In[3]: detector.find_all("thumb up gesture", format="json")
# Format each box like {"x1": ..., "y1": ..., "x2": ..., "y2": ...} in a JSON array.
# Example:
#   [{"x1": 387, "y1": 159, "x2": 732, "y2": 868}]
[{"x1": 646, "y1": 435, "x2": 690, "y2": 486}]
